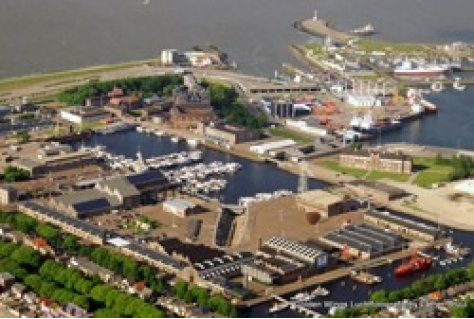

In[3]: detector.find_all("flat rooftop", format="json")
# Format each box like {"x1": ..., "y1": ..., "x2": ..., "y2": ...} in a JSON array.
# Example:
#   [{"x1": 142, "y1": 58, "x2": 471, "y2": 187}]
[
  {"x1": 297, "y1": 189, "x2": 344, "y2": 206},
  {"x1": 347, "y1": 179, "x2": 407, "y2": 196}
]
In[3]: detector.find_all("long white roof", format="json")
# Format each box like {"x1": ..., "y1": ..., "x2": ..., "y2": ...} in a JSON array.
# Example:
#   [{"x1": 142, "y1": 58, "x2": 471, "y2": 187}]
[{"x1": 250, "y1": 139, "x2": 297, "y2": 153}]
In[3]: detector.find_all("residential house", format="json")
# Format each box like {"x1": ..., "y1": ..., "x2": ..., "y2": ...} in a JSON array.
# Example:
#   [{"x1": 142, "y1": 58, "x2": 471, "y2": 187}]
[
  {"x1": 23, "y1": 291, "x2": 37, "y2": 305},
  {"x1": 5, "y1": 231, "x2": 25, "y2": 244},
  {"x1": 69, "y1": 257, "x2": 115, "y2": 283},
  {"x1": 11, "y1": 283, "x2": 26, "y2": 299},
  {"x1": 0, "y1": 272, "x2": 15, "y2": 291},
  {"x1": 24, "y1": 237, "x2": 54, "y2": 256},
  {"x1": 129, "y1": 281, "x2": 153, "y2": 300}
]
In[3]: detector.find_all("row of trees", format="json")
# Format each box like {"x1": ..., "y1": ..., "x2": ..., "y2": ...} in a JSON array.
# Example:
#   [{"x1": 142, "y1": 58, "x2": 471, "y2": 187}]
[
  {"x1": 174, "y1": 280, "x2": 238, "y2": 317},
  {"x1": 2, "y1": 166, "x2": 30, "y2": 182},
  {"x1": 203, "y1": 80, "x2": 267, "y2": 129},
  {"x1": 434, "y1": 154, "x2": 474, "y2": 181},
  {"x1": 331, "y1": 306, "x2": 380, "y2": 318},
  {"x1": 57, "y1": 74, "x2": 183, "y2": 105},
  {"x1": 0, "y1": 211, "x2": 238, "y2": 318},
  {"x1": 370, "y1": 263, "x2": 474, "y2": 304},
  {"x1": 451, "y1": 299, "x2": 474, "y2": 317},
  {"x1": 0, "y1": 212, "x2": 163, "y2": 292},
  {"x1": 91, "y1": 284, "x2": 164, "y2": 318},
  {"x1": 0, "y1": 237, "x2": 165, "y2": 317},
  {"x1": 0, "y1": 242, "x2": 90, "y2": 309}
]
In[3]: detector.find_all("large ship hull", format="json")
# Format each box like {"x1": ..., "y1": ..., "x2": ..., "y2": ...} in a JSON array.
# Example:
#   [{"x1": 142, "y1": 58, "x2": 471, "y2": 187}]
[
  {"x1": 395, "y1": 70, "x2": 447, "y2": 77},
  {"x1": 351, "y1": 122, "x2": 402, "y2": 135},
  {"x1": 395, "y1": 259, "x2": 432, "y2": 276}
]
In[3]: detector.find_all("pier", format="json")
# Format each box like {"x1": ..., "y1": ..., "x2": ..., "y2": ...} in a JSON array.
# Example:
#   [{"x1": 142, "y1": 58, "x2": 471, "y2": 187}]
[
  {"x1": 294, "y1": 18, "x2": 352, "y2": 43},
  {"x1": 271, "y1": 295, "x2": 322, "y2": 318}
]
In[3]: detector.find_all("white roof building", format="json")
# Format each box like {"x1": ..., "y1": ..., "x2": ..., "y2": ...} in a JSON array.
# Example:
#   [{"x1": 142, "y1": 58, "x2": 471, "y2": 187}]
[
  {"x1": 454, "y1": 180, "x2": 474, "y2": 195},
  {"x1": 250, "y1": 139, "x2": 297, "y2": 154}
]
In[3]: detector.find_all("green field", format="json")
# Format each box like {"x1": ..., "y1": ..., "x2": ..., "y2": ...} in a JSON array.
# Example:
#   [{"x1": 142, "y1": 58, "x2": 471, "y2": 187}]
[
  {"x1": 303, "y1": 43, "x2": 325, "y2": 55},
  {"x1": 319, "y1": 160, "x2": 410, "y2": 182},
  {"x1": 357, "y1": 39, "x2": 427, "y2": 54},
  {"x1": 268, "y1": 128, "x2": 314, "y2": 144},
  {"x1": 0, "y1": 59, "x2": 159, "y2": 93},
  {"x1": 412, "y1": 157, "x2": 454, "y2": 188},
  {"x1": 320, "y1": 156, "x2": 470, "y2": 188}
]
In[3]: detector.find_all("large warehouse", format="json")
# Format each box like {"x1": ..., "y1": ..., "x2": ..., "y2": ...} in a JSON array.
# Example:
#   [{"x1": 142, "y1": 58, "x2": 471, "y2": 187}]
[
  {"x1": 364, "y1": 208, "x2": 441, "y2": 242},
  {"x1": 320, "y1": 223, "x2": 406, "y2": 259}
]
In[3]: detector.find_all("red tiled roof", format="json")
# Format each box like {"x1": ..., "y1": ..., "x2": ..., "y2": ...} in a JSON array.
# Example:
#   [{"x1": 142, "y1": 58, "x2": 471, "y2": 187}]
[
  {"x1": 132, "y1": 281, "x2": 145, "y2": 291},
  {"x1": 33, "y1": 238, "x2": 48, "y2": 248}
]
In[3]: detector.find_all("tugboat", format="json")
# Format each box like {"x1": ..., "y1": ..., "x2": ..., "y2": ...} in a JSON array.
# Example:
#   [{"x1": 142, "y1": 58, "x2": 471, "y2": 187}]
[
  {"x1": 352, "y1": 23, "x2": 375, "y2": 36},
  {"x1": 395, "y1": 251, "x2": 433, "y2": 276}
]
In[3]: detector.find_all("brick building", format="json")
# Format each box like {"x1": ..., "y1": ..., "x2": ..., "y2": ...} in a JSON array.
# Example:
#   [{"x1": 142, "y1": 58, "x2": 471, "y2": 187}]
[
  {"x1": 339, "y1": 149, "x2": 412, "y2": 174},
  {"x1": 195, "y1": 122, "x2": 261, "y2": 146}
]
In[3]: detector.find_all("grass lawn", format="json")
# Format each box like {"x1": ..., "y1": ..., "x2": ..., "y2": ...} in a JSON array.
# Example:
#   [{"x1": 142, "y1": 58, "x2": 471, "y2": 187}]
[
  {"x1": 268, "y1": 128, "x2": 314, "y2": 144},
  {"x1": 0, "y1": 59, "x2": 159, "y2": 93},
  {"x1": 319, "y1": 160, "x2": 410, "y2": 182},
  {"x1": 357, "y1": 39, "x2": 427, "y2": 54},
  {"x1": 412, "y1": 157, "x2": 453, "y2": 188},
  {"x1": 303, "y1": 43, "x2": 325, "y2": 55}
]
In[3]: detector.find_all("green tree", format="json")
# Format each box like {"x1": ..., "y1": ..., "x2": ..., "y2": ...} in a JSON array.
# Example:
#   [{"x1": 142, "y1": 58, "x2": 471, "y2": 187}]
[
  {"x1": 370, "y1": 290, "x2": 388, "y2": 303},
  {"x1": 39, "y1": 281, "x2": 58, "y2": 298},
  {"x1": 105, "y1": 288, "x2": 120, "y2": 309},
  {"x1": 451, "y1": 305, "x2": 468, "y2": 318},
  {"x1": 174, "y1": 280, "x2": 188, "y2": 300},
  {"x1": 13, "y1": 213, "x2": 37, "y2": 233},
  {"x1": 74, "y1": 278, "x2": 93, "y2": 296},
  {"x1": 35, "y1": 223, "x2": 60, "y2": 241},
  {"x1": 61, "y1": 234, "x2": 79, "y2": 252},
  {"x1": 72, "y1": 295, "x2": 90, "y2": 310},
  {"x1": 24, "y1": 274, "x2": 43, "y2": 292},
  {"x1": 91, "y1": 285, "x2": 113, "y2": 303},
  {"x1": 0, "y1": 242, "x2": 18, "y2": 258},
  {"x1": 94, "y1": 308, "x2": 122, "y2": 318},
  {"x1": 11, "y1": 246, "x2": 41, "y2": 267}
]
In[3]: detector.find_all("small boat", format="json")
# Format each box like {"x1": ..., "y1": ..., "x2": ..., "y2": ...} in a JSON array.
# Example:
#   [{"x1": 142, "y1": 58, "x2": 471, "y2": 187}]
[
  {"x1": 170, "y1": 136, "x2": 180, "y2": 143},
  {"x1": 136, "y1": 126, "x2": 144, "y2": 132},
  {"x1": 352, "y1": 23, "x2": 375, "y2": 36},
  {"x1": 269, "y1": 302, "x2": 288, "y2": 314},
  {"x1": 445, "y1": 242, "x2": 471, "y2": 257},
  {"x1": 431, "y1": 81, "x2": 444, "y2": 93},
  {"x1": 311, "y1": 286, "x2": 329, "y2": 297},
  {"x1": 453, "y1": 77, "x2": 467, "y2": 91},
  {"x1": 187, "y1": 139, "x2": 199, "y2": 147},
  {"x1": 290, "y1": 292, "x2": 314, "y2": 302},
  {"x1": 350, "y1": 270, "x2": 382, "y2": 285}
]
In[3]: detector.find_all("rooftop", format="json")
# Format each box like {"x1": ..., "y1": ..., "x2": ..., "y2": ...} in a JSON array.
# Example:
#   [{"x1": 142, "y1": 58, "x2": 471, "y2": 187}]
[
  {"x1": 347, "y1": 179, "x2": 407, "y2": 196},
  {"x1": 297, "y1": 189, "x2": 344, "y2": 206},
  {"x1": 163, "y1": 198, "x2": 196, "y2": 210},
  {"x1": 365, "y1": 208, "x2": 440, "y2": 237},
  {"x1": 21, "y1": 201, "x2": 106, "y2": 239},
  {"x1": 341, "y1": 149, "x2": 410, "y2": 161}
]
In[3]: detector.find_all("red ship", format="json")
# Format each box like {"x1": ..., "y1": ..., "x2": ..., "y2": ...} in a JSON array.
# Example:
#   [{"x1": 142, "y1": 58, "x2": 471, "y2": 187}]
[{"x1": 394, "y1": 251, "x2": 433, "y2": 276}]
